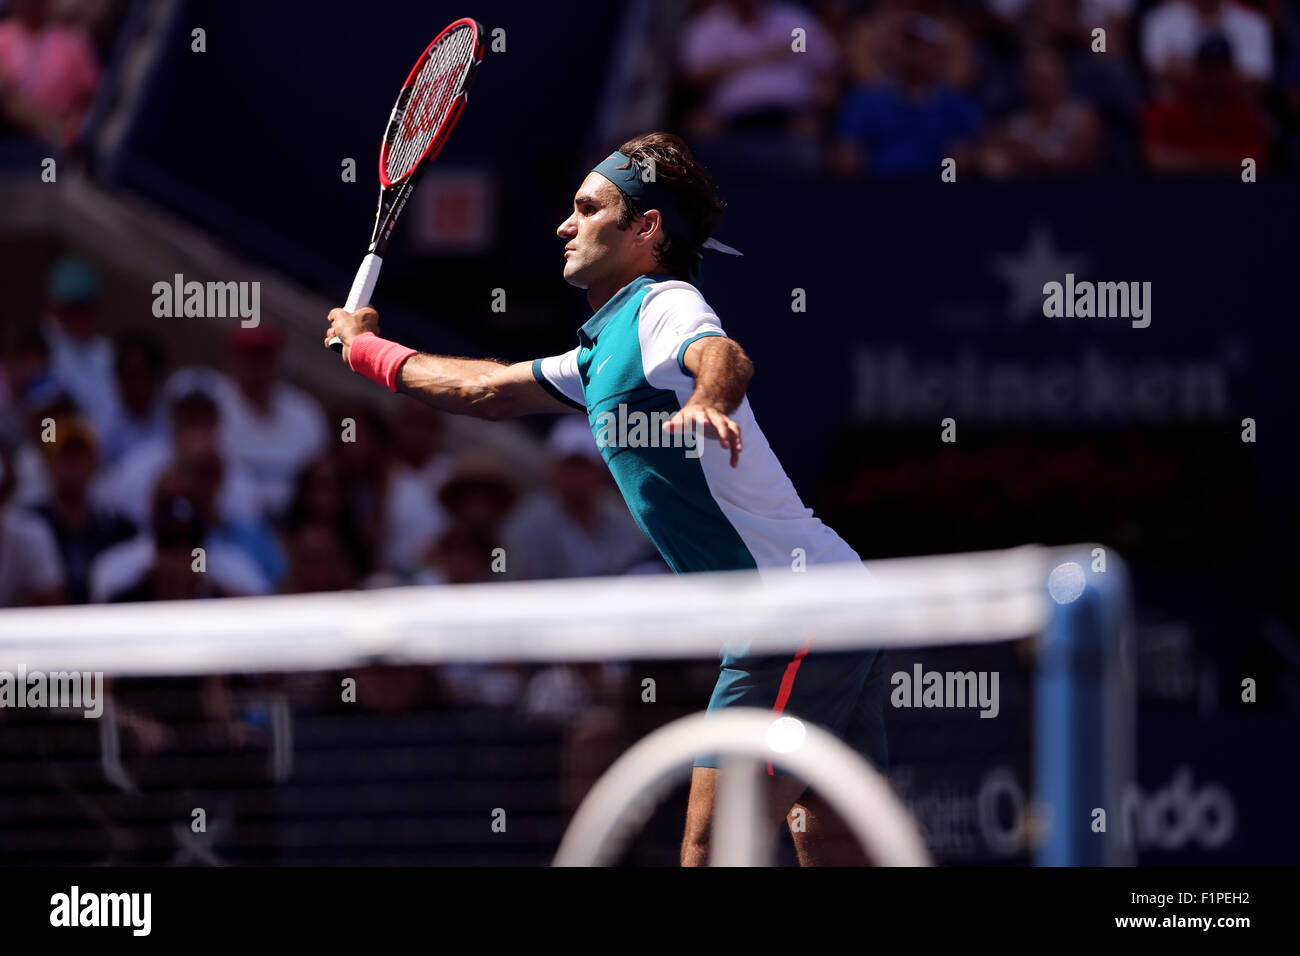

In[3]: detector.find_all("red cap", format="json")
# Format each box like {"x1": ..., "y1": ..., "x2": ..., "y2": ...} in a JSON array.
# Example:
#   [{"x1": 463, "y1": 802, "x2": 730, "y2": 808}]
[{"x1": 228, "y1": 324, "x2": 283, "y2": 353}]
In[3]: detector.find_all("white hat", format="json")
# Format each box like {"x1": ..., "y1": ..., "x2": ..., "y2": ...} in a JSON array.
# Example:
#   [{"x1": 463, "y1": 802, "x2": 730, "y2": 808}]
[{"x1": 547, "y1": 417, "x2": 602, "y2": 463}]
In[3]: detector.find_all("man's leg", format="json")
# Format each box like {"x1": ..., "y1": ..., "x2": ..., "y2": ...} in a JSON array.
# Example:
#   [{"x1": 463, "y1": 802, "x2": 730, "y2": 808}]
[
  {"x1": 787, "y1": 791, "x2": 871, "y2": 866},
  {"x1": 684, "y1": 645, "x2": 886, "y2": 865},
  {"x1": 787, "y1": 654, "x2": 889, "y2": 866},
  {"x1": 680, "y1": 768, "x2": 716, "y2": 867},
  {"x1": 681, "y1": 766, "x2": 809, "y2": 866}
]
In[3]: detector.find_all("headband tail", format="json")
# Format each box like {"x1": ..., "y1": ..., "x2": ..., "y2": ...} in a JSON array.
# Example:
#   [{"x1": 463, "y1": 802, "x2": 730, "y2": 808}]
[{"x1": 701, "y1": 237, "x2": 743, "y2": 257}]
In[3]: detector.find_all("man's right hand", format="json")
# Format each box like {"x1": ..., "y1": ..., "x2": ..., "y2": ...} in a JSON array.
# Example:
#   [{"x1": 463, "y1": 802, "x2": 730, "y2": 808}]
[{"x1": 325, "y1": 306, "x2": 380, "y2": 365}]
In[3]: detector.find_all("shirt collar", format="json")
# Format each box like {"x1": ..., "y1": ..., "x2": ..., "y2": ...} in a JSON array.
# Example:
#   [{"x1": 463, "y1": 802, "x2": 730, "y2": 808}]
[{"x1": 577, "y1": 273, "x2": 675, "y2": 346}]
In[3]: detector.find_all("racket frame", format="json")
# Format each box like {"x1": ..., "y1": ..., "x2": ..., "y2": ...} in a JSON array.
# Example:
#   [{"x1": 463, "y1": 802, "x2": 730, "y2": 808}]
[{"x1": 330, "y1": 17, "x2": 485, "y2": 352}]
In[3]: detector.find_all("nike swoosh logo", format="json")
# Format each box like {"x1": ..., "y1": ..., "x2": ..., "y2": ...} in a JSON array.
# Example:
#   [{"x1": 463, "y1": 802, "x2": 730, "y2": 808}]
[{"x1": 596, "y1": 355, "x2": 613, "y2": 374}]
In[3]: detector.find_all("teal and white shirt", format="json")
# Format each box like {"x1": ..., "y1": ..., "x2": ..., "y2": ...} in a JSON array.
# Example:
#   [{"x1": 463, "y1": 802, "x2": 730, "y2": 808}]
[{"x1": 532, "y1": 273, "x2": 861, "y2": 578}]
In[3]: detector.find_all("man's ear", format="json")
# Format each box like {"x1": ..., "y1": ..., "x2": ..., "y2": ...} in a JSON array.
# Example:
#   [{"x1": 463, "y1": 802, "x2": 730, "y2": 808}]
[{"x1": 638, "y1": 209, "x2": 663, "y2": 244}]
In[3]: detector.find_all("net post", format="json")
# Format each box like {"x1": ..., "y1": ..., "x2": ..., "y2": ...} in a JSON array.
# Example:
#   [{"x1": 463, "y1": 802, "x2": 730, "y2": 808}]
[
  {"x1": 711, "y1": 756, "x2": 769, "y2": 867},
  {"x1": 1035, "y1": 546, "x2": 1135, "y2": 866}
]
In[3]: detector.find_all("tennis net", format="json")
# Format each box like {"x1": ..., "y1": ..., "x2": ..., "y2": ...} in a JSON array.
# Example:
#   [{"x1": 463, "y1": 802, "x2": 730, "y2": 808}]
[{"x1": 0, "y1": 543, "x2": 1132, "y2": 866}]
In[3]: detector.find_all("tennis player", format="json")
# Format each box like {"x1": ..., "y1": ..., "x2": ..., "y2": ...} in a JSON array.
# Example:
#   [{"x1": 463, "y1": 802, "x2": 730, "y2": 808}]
[{"x1": 325, "y1": 132, "x2": 886, "y2": 866}]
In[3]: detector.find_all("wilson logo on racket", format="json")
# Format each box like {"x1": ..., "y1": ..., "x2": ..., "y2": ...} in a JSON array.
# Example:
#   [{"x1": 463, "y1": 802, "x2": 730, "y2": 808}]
[{"x1": 401, "y1": 64, "x2": 467, "y2": 144}]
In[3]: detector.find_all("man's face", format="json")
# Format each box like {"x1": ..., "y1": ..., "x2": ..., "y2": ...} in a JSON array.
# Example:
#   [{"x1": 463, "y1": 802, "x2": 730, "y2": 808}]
[
  {"x1": 117, "y1": 349, "x2": 160, "y2": 415},
  {"x1": 900, "y1": 34, "x2": 938, "y2": 86},
  {"x1": 172, "y1": 410, "x2": 218, "y2": 461},
  {"x1": 1025, "y1": 50, "x2": 1064, "y2": 108},
  {"x1": 556, "y1": 173, "x2": 641, "y2": 289},
  {"x1": 393, "y1": 404, "x2": 442, "y2": 466}
]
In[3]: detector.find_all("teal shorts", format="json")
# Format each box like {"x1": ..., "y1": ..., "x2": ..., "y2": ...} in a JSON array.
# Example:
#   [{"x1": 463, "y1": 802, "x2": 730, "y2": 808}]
[{"x1": 695, "y1": 647, "x2": 889, "y2": 789}]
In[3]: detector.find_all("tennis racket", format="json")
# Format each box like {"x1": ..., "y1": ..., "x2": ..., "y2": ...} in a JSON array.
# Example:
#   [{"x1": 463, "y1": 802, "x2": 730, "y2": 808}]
[{"x1": 329, "y1": 17, "x2": 485, "y2": 352}]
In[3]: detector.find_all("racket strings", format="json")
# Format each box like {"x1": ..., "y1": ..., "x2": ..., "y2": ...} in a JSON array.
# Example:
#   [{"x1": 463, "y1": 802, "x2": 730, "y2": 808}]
[{"x1": 385, "y1": 25, "x2": 475, "y2": 183}]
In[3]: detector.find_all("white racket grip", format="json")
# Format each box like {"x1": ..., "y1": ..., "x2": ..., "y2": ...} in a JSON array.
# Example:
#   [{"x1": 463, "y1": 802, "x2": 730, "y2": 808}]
[
  {"x1": 344, "y1": 252, "x2": 383, "y2": 312},
  {"x1": 329, "y1": 253, "x2": 384, "y2": 352}
]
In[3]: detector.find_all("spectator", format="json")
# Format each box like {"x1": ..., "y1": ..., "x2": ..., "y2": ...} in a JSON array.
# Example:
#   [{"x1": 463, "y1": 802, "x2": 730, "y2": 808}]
[
  {"x1": 0, "y1": 330, "x2": 63, "y2": 507},
  {"x1": 504, "y1": 417, "x2": 653, "y2": 580},
  {"x1": 1073, "y1": 0, "x2": 1137, "y2": 51},
  {"x1": 1025, "y1": 0, "x2": 1144, "y2": 168},
  {"x1": 100, "y1": 330, "x2": 168, "y2": 466},
  {"x1": 0, "y1": 448, "x2": 65, "y2": 606},
  {"x1": 1141, "y1": 33, "x2": 1274, "y2": 173},
  {"x1": 0, "y1": 326, "x2": 61, "y2": 425},
  {"x1": 42, "y1": 256, "x2": 119, "y2": 439},
  {"x1": 435, "y1": 449, "x2": 518, "y2": 539},
  {"x1": 985, "y1": 0, "x2": 1135, "y2": 39},
  {"x1": 53, "y1": 0, "x2": 124, "y2": 60},
  {"x1": 281, "y1": 522, "x2": 357, "y2": 593},
  {"x1": 363, "y1": 450, "x2": 516, "y2": 587},
  {"x1": 417, "y1": 520, "x2": 501, "y2": 586},
  {"x1": 175, "y1": 450, "x2": 285, "y2": 589},
  {"x1": 92, "y1": 389, "x2": 261, "y2": 529},
  {"x1": 381, "y1": 402, "x2": 451, "y2": 574},
  {"x1": 1142, "y1": 0, "x2": 1273, "y2": 90},
  {"x1": 91, "y1": 466, "x2": 270, "y2": 601},
  {"x1": 284, "y1": 455, "x2": 370, "y2": 581},
  {"x1": 213, "y1": 325, "x2": 328, "y2": 519},
  {"x1": 978, "y1": 43, "x2": 1102, "y2": 176},
  {"x1": 105, "y1": 487, "x2": 217, "y2": 602},
  {"x1": 331, "y1": 401, "x2": 391, "y2": 576},
  {"x1": 833, "y1": 13, "x2": 982, "y2": 177},
  {"x1": 0, "y1": 0, "x2": 100, "y2": 145},
  {"x1": 843, "y1": 0, "x2": 975, "y2": 90},
  {"x1": 680, "y1": 0, "x2": 839, "y2": 172},
  {"x1": 34, "y1": 415, "x2": 134, "y2": 603},
  {"x1": 1285, "y1": 3, "x2": 1300, "y2": 165},
  {"x1": 420, "y1": 521, "x2": 526, "y2": 709}
]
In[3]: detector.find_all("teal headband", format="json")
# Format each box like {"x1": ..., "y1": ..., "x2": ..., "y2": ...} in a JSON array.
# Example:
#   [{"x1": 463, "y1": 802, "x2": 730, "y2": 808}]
[
  {"x1": 592, "y1": 150, "x2": 693, "y2": 245},
  {"x1": 590, "y1": 150, "x2": 742, "y2": 286}
]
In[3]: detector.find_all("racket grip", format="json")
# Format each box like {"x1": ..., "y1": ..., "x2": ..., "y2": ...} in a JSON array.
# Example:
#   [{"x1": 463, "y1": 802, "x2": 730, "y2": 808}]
[{"x1": 329, "y1": 253, "x2": 385, "y2": 353}]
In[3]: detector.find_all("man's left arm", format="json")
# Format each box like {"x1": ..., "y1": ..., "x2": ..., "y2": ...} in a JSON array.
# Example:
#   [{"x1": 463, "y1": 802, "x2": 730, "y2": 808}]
[{"x1": 663, "y1": 336, "x2": 753, "y2": 468}]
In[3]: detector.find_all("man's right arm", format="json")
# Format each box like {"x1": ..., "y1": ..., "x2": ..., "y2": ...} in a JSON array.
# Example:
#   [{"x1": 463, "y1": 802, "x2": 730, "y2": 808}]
[
  {"x1": 325, "y1": 306, "x2": 575, "y2": 420},
  {"x1": 396, "y1": 353, "x2": 567, "y2": 420}
]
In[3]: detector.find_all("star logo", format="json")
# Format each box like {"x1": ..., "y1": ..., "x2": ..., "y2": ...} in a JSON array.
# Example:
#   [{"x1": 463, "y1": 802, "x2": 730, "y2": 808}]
[{"x1": 991, "y1": 224, "x2": 1090, "y2": 324}]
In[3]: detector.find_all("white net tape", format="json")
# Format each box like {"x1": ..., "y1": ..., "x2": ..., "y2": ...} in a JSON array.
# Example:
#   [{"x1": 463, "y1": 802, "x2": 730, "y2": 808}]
[{"x1": 0, "y1": 545, "x2": 1063, "y2": 676}]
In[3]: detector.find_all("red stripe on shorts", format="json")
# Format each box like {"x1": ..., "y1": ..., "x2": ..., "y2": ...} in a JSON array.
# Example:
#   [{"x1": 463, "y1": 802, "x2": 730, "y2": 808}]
[{"x1": 766, "y1": 639, "x2": 811, "y2": 775}]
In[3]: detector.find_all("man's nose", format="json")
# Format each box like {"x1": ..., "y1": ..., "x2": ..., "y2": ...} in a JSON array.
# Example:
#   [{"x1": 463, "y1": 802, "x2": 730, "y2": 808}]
[{"x1": 557, "y1": 215, "x2": 577, "y2": 239}]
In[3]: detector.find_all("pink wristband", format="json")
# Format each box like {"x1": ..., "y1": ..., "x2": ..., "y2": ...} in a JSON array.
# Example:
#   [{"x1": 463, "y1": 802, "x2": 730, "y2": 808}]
[{"x1": 347, "y1": 332, "x2": 417, "y2": 392}]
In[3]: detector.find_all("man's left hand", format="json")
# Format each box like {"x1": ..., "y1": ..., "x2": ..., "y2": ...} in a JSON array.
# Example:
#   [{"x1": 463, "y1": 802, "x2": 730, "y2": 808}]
[{"x1": 662, "y1": 402, "x2": 744, "y2": 468}]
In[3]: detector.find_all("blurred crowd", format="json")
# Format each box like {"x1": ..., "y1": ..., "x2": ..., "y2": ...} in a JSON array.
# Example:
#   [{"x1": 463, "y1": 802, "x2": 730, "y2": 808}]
[
  {"x1": 0, "y1": 256, "x2": 669, "y2": 860},
  {"x1": 9, "y1": 0, "x2": 1296, "y2": 174},
  {"x1": 674, "y1": 0, "x2": 1300, "y2": 176},
  {"x1": 0, "y1": 256, "x2": 661, "y2": 616},
  {"x1": 0, "y1": 0, "x2": 123, "y2": 147}
]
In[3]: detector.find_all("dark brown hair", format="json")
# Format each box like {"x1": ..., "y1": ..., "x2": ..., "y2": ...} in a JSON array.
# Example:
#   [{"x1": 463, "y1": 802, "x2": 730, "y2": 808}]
[{"x1": 613, "y1": 133, "x2": 724, "y2": 280}]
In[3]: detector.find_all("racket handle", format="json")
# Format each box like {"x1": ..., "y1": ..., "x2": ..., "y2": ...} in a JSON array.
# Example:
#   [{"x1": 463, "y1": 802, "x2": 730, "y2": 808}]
[{"x1": 329, "y1": 253, "x2": 385, "y2": 353}]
